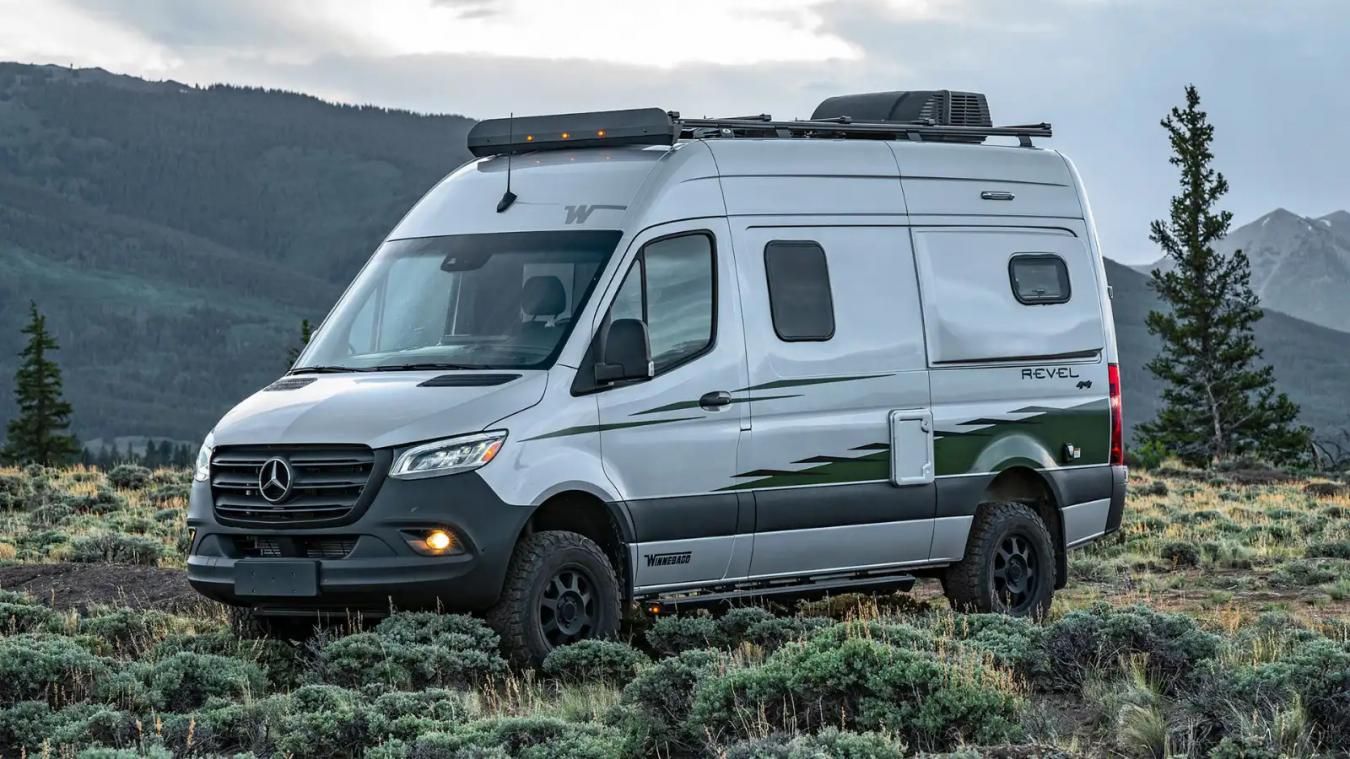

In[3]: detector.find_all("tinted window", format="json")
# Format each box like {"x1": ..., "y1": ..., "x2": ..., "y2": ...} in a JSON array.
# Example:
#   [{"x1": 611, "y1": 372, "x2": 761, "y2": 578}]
[
  {"x1": 764, "y1": 241, "x2": 835, "y2": 341},
  {"x1": 600, "y1": 233, "x2": 715, "y2": 376},
  {"x1": 1009, "y1": 254, "x2": 1071, "y2": 304}
]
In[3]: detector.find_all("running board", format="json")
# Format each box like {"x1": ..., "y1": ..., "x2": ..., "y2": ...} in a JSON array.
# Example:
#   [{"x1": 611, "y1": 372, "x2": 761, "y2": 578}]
[{"x1": 645, "y1": 572, "x2": 916, "y2": 614}]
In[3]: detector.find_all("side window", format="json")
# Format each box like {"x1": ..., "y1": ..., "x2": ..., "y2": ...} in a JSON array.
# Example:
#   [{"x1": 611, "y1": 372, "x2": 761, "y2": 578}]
[
  {"x1": 595, "y1": 233, "x2": 715, "y2": 379},
  {"x1": 1009, "y1": 254, "x2": 1071, "y2": 304},
  {"x1": 764, "y1": 241, "x2": 835, "y2": 341},
  {"x1": 644, "y1": 235, "x2": 714, "y2": 371}
]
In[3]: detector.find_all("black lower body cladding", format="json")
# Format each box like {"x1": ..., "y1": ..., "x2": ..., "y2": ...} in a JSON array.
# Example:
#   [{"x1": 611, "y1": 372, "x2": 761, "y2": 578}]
[{"x1": 186, "y1": 471, "x2": 532, "y2": 613}]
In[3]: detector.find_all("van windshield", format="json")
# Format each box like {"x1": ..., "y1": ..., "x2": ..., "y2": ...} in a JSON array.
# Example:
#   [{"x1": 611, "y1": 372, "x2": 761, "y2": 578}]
[{"x1": 295, "y1": 230, "x2": 623, "y2": 372}]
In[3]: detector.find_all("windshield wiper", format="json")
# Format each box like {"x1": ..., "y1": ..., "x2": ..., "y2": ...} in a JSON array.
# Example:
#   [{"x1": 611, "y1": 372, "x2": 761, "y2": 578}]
[
  {"x1": 287, "y1": 365, "x2": 375, "y2": 375},
  {"x1": 373, "y1": 362, "x2": 483, "y2": 372}
]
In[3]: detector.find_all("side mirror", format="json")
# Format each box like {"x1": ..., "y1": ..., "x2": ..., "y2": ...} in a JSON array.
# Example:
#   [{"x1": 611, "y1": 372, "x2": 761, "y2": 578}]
[{"x1": 595, "y1": 318, "x2": 653, "y2": 383}]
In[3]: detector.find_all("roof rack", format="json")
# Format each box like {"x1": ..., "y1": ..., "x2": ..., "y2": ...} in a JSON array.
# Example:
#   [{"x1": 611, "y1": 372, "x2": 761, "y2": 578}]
[
  {"x1": 678, "y1": 116, "x2": 1052, "y2": 147},
  {"x1": 466, "y1": 106, "x2": 1052, "y2": 157}
]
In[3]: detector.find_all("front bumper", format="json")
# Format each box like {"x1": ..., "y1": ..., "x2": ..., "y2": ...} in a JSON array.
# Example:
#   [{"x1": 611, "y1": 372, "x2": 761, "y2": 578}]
[{"x1": 186, "y1": 470, "x2": 531, "y2": 614}]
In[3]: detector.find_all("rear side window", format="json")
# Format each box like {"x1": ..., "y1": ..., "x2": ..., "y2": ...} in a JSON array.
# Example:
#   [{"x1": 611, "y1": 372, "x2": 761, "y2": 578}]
[
  {"x1": 1009, "y1": 254, "x2": 1071, "y2": 304},
  {"x1": 764, "y1": 241, "x2": 835, "y2": 341}
]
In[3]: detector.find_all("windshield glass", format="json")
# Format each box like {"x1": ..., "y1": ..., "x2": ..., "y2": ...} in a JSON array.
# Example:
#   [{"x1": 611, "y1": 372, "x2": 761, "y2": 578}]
[{"x1": 297, "y1": 230, "x2": 623, "y2": 371}]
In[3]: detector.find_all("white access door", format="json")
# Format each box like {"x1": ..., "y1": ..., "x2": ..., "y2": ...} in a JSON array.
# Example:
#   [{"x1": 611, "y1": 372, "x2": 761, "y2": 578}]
[{"x1": 729, "y1": 224, "x2": 935, "y2": 579}]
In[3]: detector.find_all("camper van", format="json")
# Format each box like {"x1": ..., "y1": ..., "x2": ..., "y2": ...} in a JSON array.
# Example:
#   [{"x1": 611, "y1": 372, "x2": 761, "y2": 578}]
[{"x1": 187, "y1": 91, "x2": 1127, "y2": 662}]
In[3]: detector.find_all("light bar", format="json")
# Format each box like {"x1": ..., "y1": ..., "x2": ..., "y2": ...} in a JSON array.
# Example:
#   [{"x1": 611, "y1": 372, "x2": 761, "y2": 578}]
[{"x1": 466, "y1": 108, "x2": 679, "y2": 157}]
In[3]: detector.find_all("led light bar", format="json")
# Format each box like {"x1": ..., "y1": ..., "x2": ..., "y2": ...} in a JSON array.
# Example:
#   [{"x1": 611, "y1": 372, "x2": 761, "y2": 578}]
[{"x1": 466, "y1": 107, "x2": 679, "y2": 157}]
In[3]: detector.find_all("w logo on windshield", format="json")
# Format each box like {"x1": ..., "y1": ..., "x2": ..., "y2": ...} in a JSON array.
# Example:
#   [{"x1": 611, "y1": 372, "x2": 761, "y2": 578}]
[{"x1": 564, "y1": 204, "x2": 627, "y2": 224}]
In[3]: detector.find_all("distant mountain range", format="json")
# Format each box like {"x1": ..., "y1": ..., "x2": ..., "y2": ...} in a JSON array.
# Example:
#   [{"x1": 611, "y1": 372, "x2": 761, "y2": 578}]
[
  {"x1": 1134, "y1": 208, "x2": 1350, "y2": 334},
  {"x1": 0, "y1": 62, "x2": 1346, "y2": 445}
]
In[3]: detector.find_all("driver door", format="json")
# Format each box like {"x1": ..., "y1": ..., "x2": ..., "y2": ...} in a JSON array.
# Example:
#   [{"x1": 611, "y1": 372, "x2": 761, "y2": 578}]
[{"x1": 586, "y1": 220, "x2": 753, "y2": 592}]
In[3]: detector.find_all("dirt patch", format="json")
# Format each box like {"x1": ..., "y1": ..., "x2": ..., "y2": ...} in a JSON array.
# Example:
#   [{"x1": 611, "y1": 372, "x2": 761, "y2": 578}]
[{"x1": 0, "y1": 563, "x2": 209, "y2": 614}]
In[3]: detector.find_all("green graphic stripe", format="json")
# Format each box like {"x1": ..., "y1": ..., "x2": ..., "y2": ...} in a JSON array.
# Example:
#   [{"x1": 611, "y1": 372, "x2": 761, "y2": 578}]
[
  {"x1": 735, "y1": 373, "x2": 895, "y2": 392},
  {"x1": 934, "y1": 398, "x2": 1110, "y2": 476},
  {"x1": 523, "y1": 417, "x2": 701, "y2": 441},
  {"x1": 630, "y1": 394, "x2": 800, "y2": 416},
  {"x1": 720, "y1": 445, "x2": 891, "y2": 491}
]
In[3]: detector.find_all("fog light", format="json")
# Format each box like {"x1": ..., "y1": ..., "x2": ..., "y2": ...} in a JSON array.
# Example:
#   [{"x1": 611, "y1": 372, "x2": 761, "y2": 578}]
[
  {"x1": 403, "y1": 528, "x2": 462, "y2": 556},
  {"x1": 426, "y1": 530, "x2": 452, "y2": 552}
]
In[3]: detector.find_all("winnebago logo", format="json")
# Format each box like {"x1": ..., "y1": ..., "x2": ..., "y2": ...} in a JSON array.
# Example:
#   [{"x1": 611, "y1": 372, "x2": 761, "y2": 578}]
[
  {"x1": 1020, "y1": 366, "x2": 1080, "y2": 380},
  {"x1": 564, "y1": 204, "x2": 627, "y2": 224},
  {"x1": 645, "y1": 551, "x2": 692, "y2": 568}
]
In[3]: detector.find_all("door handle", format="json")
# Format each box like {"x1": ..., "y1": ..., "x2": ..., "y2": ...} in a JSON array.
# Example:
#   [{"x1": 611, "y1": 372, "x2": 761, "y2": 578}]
[{"x1": 699, "y1": 391, "x2": 733, "y2": 410}]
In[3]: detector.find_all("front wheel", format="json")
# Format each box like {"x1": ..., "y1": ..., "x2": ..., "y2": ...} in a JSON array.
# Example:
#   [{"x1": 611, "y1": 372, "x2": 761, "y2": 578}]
[
  {"x1": 487, "y1": 530, "x2": 622, "y2": 665},
  {"x1": 943, "y1": 501, "x2": 1055, "y2": 618}
]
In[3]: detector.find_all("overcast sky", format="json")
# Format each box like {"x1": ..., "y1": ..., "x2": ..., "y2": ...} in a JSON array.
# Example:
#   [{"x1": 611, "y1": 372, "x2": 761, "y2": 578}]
[{"x1": 1, "y1": 0, "x2": 1346, "y2": 263}]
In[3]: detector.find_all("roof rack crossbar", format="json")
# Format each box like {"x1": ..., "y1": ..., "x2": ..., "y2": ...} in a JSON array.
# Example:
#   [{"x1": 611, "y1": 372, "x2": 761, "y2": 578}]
[{"x1": 677, "y1": 116, "x2": 1052, "y2": 143}]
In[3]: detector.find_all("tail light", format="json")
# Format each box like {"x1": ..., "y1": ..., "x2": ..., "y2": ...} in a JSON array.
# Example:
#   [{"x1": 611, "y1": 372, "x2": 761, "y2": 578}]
[{"x1": 1108, "y1": 363, "x2": 1124, "y2": 466}]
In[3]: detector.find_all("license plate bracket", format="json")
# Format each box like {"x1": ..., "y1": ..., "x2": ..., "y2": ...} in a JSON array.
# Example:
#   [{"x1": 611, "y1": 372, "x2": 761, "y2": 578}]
[{"x1": 234, "y1": 560, "x2": 319, "y2": 597}]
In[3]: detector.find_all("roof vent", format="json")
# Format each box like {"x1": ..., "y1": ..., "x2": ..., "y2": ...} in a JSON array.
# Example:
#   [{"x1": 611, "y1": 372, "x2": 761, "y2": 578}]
[{"x1": 811, "y1": 90, "x2": 992, "y2": 142}]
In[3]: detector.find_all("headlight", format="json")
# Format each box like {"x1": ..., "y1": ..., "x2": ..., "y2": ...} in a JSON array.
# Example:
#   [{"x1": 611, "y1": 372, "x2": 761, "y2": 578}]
[
  {"x1": 390, "y1": 431, "x2": 507, "y2": 480},
  {"x1": 194, "y1": 432, "x2": 215, "y2": 482}
]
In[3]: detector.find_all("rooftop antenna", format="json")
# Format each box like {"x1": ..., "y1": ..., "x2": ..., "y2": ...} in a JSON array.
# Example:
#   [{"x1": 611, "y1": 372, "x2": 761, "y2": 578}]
[{"x1": 496, "y1": 112, "x2": 517, "y2": 213}]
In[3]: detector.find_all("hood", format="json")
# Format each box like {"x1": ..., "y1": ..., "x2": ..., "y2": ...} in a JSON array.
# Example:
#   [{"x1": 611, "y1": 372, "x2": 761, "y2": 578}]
[{"x1": 211, "y1": 371, "x2": 547, "y2": 450}]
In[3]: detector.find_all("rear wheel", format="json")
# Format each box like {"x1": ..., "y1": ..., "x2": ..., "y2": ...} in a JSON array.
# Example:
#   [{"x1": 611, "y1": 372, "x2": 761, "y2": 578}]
[
  {"x1": 943, "y1": 501, "x2": 1055, "y2": 618},
  {"x1": 487, "y1": 530, "x2": 621, "y2": 665}
]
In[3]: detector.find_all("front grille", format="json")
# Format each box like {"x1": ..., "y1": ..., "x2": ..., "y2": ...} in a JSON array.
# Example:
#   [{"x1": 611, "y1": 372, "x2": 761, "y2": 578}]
[
  {"x1": 236, "y1": 535, "x2": 358, "y2": 559},
  {"x1": 211, "y1": 445, "x2": 376, "y2": 526}
]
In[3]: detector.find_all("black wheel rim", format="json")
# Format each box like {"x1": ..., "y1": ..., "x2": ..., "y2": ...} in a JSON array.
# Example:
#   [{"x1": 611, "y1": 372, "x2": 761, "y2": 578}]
[
  {"x1": 539, "y1": 564, "x2": 598, "y2": 647},
  {"x1": 991, "y1": 531, "x2": 1040, "y2": 614}
]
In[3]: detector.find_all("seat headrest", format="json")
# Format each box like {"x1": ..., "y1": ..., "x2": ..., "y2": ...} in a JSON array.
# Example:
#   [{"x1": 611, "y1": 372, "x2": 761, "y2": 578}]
[{"x1": 522, "y1": 276, "x2": 566, "y2": 318}]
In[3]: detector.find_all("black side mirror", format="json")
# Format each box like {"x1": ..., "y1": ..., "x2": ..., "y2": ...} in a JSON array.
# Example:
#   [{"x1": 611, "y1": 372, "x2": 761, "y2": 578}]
[{"x1": 595, "y1": 318, "x2": 652, "y2": 383}]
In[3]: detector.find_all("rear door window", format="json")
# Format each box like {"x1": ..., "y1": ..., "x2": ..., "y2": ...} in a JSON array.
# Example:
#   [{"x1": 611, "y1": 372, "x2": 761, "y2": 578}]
[{"x1": 1009, "y1": 254, "x2": 1071, "y2": 304}]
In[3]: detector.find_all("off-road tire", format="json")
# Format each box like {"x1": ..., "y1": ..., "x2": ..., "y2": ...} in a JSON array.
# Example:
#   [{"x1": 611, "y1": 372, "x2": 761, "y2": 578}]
[
  {"x1": 943, "y1": 501, "x2": 1055, "y2": 618},
  {"x1": 487, "y1": 530, "x2": 622, "y2": 665}
]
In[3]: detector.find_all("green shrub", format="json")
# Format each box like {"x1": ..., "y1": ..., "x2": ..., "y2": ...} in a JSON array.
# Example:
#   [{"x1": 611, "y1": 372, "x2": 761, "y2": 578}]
[
  {"x1": 1307, "y1": 541, "x2": 1350, "y2": 560},
  {"x1": 1270, "y1": 559, "x2": 1345, "y2": 587},
  {"x1": 692, "y1": 635, "x2": 1023, "y2": 752},
  {"x1": 144, "y1": 651, "x2": 265, "y2": 711},
  {"x1": 1129, "y1": 440, "x2": 1170, "y2": 471},
  {"x1": 1225, "y1": 637, "x2": 1350, "y2": 748},
  {"x1": 425, "y1": 716, "x2": 625, "y2": 758},
  {"x1": 646, "y1": 615, "x2": 726, "y2": 655},
  {"x1": 0, "y1": 594, "x2": 56, "y2": 634},
  {"x1": 269, "y1": 685, "x2": 372, "y2": 758},
  {"x1": 619, "y1": 649, "x2": 720, "y2": 756},
  {"x1": 373, "y1": 611, "x2": 500, "y2": 649},
  {"x1": 69, "y1": 532, "x2": 165, "y2": 566},
  {"x1": 948, "y1": 614, "x2": 1047, "y2": 678},
  {"x1": 313, "y1": 627, "x2": 507, "y2": 690},
  {"x1": 542, "y1": 640, "x2": 647, "y2": 684},
  {"x1": 107, "y1": 465, "x2": 152, "y2": 490},
  {"x1": 1160, "y1": 540, "x2": 1202, "y2": 568},
  {"x1": 79, "y1": 608, "x2": 176, "y2": 655},
  {"x1": 0, "y1": 634, "x2": 111, "y2": 704},
  {"x1": 1041, "y1": 603, "x2": 1220, "y2": 691},
  {"x1": 66, "y1": 487, "x2": 129, "y2": 515},
  {"x1": 722, "y1": 727, "x2": 908, "y2": 759},
  {"x1": 369, "y1": 688, "x2": 476, "y2": 742},
  {"x1": 153, "y1": 629, "x2": 303, "y2": 691},
  {"x1": 0, "y1": 473, "x2": 32, "y2": 511},
  {"x1": 0, "y1": 701, "x2": 58, "y2": 753}
]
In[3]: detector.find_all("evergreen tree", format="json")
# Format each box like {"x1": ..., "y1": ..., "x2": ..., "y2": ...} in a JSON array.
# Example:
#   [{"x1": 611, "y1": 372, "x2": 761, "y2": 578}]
[
  {"x1": 1137, "y1": 85, "x2": 1310, "y2": 466},
  {"x1": 2, "y1": 303, "x2": 81, "y2": 466},
  {"x1": 288, "y1": 319, "x2": 315, "y2": 366}
]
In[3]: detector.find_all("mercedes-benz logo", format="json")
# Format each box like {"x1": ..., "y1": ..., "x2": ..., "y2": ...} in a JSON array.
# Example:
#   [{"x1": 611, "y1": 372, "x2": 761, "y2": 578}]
[{"x1": 258, "y1": 458, "x2": 294, "y2": 504}]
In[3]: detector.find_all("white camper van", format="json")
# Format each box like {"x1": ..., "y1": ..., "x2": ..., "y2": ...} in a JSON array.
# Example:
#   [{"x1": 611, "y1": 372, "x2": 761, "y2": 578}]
[{"x1": 187, "y1": 91, "x2": 1127, "y2": 662}]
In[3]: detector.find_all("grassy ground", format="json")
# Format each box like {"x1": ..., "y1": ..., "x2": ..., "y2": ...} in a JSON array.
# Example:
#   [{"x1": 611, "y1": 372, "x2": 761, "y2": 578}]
[{"x1": 0, "y1": 463, "x2": 1347, "y2": 758}]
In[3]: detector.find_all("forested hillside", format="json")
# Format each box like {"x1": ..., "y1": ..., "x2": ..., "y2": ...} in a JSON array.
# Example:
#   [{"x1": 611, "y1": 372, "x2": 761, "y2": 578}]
[{"x1": 0, "y1": 63, "x2": 474, "y2": 443}]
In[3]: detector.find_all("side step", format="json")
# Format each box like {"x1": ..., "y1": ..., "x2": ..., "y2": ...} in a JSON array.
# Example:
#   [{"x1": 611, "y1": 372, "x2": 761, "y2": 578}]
[{"x1": 645, "y1": 572, "x2": 916, "y2": 614}]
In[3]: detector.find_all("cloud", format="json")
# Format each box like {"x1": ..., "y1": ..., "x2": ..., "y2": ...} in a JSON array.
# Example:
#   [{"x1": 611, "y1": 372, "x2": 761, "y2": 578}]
[{"x1": 0, "y1": 0, "x2": 1346, "y2": 261}]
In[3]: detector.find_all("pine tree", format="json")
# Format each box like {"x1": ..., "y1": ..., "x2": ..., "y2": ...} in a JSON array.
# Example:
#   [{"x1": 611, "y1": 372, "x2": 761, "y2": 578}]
[
  {"x1": 1137, "y1": 85, "x2": 1310, "y2": 466},
  {"x1": 2, "y1": 303, "x2": 81, "y2": 466},
  {"x1": 287, "y1": 319, "x2": 314, "y2": 366}
]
